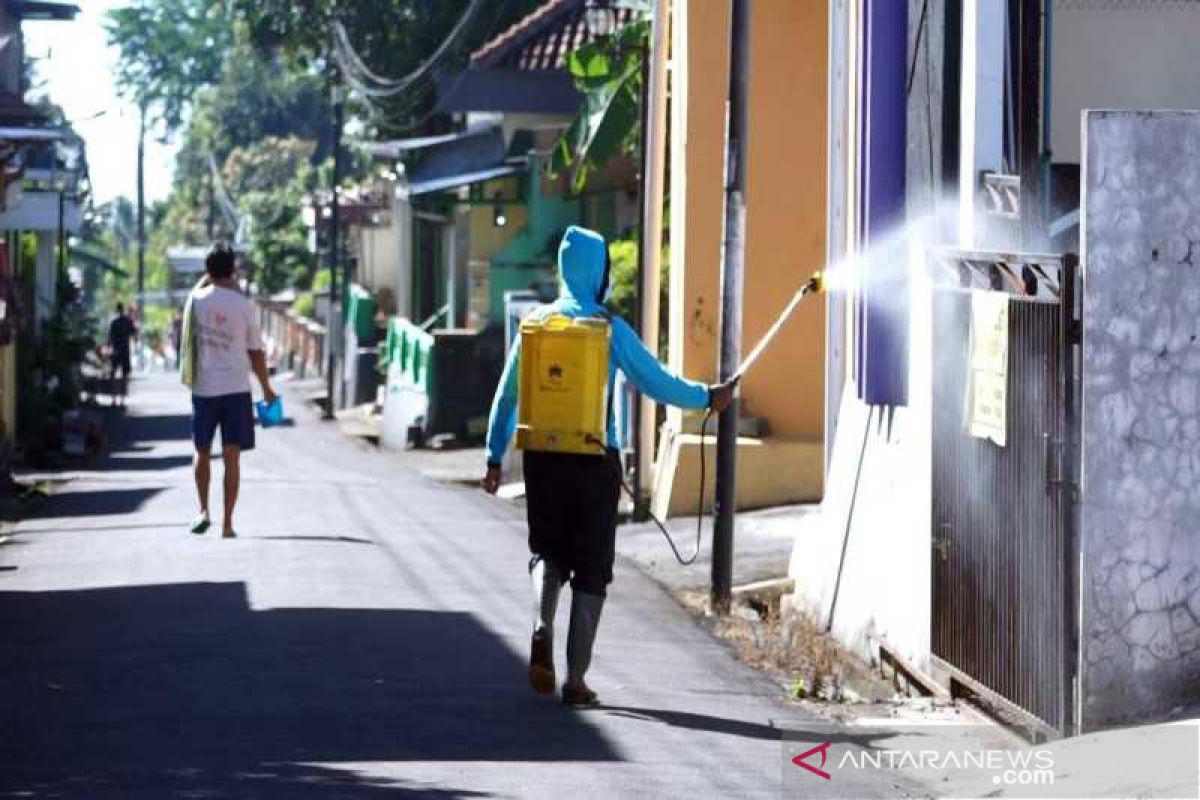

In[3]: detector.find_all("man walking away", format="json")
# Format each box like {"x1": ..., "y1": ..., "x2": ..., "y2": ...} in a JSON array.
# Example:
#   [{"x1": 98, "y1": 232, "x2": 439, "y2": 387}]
[
  {"x1": 107, "y1": 303, "x2": 137, "y2": 407},
  {"x1": 482, "y1": 225, "x2": 735, "y2": 707},
  {"x1": 183, "y1": 242, "x2": 276, "y2": 538}
]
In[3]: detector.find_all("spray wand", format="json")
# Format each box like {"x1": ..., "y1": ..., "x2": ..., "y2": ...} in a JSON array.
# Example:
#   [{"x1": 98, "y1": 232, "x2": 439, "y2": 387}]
[
  {"x1": 732, "y1": 270, "x2": 825, "y2": 382},
  {"x1": 637, "y1": 269, "x2": 827, "y2": 566}
]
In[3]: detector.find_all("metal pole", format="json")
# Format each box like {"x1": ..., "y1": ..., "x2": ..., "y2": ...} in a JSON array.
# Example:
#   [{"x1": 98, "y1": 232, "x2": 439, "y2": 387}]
[
  {"x1": 335, "y1": 92, "x2": 347, "y2": 336},
  {"x1": 712, "y1": 0, "x2": 751, "y2": 614},
  {"x1": 56, "y1": 190, "x2": 64, "y2": 278},
  {"x1": 631, "y1": 33, "x2": 651, "y2": 520},
  {"x1": 324, "y1": 16, "x2": 342, "y2": 420},
  {"x1": 636, "y1": 0, "x2": 671, "y2": 516},
  {"x1": 136, "y1": 102, "x2": 146, "y2": 323}
]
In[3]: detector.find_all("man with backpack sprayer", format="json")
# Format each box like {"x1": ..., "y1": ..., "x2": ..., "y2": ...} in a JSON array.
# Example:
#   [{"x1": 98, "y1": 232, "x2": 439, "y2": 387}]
[{"x1": 483, "y1": 225, "x2": 736, "y2": 707}]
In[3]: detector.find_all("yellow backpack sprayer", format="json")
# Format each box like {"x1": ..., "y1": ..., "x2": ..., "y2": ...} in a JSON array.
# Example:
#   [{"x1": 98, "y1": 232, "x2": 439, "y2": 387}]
[
  {"x1": 516, "y1": 315, "x2": 611, "y2": 455},
  {"x1": 515, "y1": 271, "x2": 826, "y2": 565}
]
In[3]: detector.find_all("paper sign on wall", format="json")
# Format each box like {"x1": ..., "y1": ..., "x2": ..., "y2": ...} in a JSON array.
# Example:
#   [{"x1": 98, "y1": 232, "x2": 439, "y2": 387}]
[{"x1": 968, "y1": 290, "x2": 1009, "y2": 446}]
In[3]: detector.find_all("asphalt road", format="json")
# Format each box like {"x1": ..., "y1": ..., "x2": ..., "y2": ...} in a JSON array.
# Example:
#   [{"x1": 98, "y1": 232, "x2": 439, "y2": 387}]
[{"x1": 0, "y1": 372, "x2": 924, "y2": 799}]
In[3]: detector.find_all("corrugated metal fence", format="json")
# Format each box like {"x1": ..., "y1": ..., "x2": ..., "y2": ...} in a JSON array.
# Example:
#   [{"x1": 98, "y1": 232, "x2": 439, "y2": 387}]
[{"x1": 930, "y1": 251, "x2": 1080, "y2": 735}]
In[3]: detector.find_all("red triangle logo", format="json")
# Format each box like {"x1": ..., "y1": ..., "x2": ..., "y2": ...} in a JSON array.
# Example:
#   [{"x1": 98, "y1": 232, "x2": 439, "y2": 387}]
[{"x1": 792, "y1": 741, "x2": 832, "y2": 780}]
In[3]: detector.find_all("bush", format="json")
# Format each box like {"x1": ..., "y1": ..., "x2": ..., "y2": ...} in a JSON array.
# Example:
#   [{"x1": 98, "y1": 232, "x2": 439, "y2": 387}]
[
  {"x1": 605, "y1": 238, "x2": 669, "y2": 357},
  {"x1": 291, "y1": 291, "x2": 314, "y2": 318}
]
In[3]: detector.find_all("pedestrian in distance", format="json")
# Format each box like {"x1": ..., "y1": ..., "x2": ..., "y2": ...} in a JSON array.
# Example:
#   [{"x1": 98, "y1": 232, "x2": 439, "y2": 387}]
[
  {"x1": 168, "y1": 308, "x2": 184, "y2": 370},
  {"x1": 482, "y1": 225, "x2": 736, "y2": 707},
  {"x1": 180, "y1": 242, "x2": 277, "y2": 539},
  {"x1": 106, "y1": 302, "x2": 137, "y2": 407}
]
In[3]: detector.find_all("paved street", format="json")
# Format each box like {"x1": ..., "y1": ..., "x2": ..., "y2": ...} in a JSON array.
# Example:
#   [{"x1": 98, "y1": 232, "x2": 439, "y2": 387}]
[{"x1": 0, "y1": 373, "x2": 916, "y2": 799}]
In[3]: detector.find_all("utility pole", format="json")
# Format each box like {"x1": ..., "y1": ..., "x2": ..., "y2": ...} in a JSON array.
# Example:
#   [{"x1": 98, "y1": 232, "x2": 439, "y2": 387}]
[
  {"x1": 324, "y1": 12, "x2": 343, "y2": 420},
  {"x1": 136, "y1": 101, "x2": 146, "y2": 323},
  {"x1": 712, "y1": 0, "x2": 751, "y2": 615}
]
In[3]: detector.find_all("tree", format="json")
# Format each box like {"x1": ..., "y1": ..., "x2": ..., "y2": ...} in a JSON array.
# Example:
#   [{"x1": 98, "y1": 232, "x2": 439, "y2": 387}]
[
  {"x1": 550, "y1": 19, "x2": 648, "y2": 192},
  {"x1": 234, "y1": 0, "x2": 543, "y2": 134},
  {"x1": 106, "y1": 0, "x2": 234, "y2": 132},
  {"x1": 222, "y1": 137, "x2": 318, "y2": 293}
]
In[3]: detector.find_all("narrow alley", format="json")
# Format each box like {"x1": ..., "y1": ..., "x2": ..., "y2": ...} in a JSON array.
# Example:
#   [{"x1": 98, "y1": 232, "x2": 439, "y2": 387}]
[{"x1": 0, "y1": 373, "x2": 894, "y2": 799}]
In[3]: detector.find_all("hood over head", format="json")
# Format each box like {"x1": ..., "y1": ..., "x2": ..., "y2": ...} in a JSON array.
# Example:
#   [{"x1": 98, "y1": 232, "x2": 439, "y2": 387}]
[{"x1": 557, "y1": 225, "x2": 609, "y2": 310}]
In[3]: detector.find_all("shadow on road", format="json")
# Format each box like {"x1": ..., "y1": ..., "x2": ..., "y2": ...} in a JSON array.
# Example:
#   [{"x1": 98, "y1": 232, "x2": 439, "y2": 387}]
[
  {"x1": 600, "y1": 705, "x2": 906, "y2": 752},
  {"x1": 101, "y1": 454, "x2": 194, "y2": 471},
  {"x1": 19, "y1": 487, "x2": 164, "y2": 519},
  {"x1": 251, "y1": 534, "x2": 377, "y2": 545},
  {"x1": 0, "y1": 581, "x2": 618, "y2": 798},
  {"x1": 600, "y1": 705, "x2": 784, "y2": 741},
  {"x1": 107, "y1": 412, "x2": 192, "y2": 448}
]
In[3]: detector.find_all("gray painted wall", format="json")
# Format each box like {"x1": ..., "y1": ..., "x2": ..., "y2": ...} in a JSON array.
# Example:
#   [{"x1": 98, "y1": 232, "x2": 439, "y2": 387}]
[{"x1": 1081, "y1": 110, "x2": 1200, "y2": 729}]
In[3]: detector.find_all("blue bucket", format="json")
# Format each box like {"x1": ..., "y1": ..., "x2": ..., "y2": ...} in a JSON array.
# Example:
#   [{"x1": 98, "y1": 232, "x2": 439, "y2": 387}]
[{"x1": 255, "y1": 397, "x2": 284, "y2": 427}]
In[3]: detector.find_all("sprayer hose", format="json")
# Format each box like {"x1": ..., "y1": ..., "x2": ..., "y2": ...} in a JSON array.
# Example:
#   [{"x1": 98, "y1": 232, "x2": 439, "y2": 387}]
[{"x1": 588, "y1": 410, "x2": 712, "y2": 567}]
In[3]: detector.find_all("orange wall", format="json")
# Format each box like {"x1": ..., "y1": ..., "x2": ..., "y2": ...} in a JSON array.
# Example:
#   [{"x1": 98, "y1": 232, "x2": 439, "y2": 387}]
[{"x1": 669, "y1": 0, "x2": 828, "y2": 440}]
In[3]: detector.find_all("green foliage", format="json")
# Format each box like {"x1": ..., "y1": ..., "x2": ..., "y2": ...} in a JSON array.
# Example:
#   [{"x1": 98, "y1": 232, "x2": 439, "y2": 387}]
[
  {"x1": 222, "y1": 137, "x2": 318, "y2": 293},
  {"x1": 312, "y1": 268, "x2": 332, "y2": 292},
  {"x1": 291, "y1": 291, "x2": 315, "y2": 319},
  {"x1": 605, "y1": 238, "x2": 640, "y2": 322},
  {"x1": 155, "y1": 30, "x2": 328, "y2": 295},
  {"x1": 234, "y1": 0, "x2": 544, "y2": 134},
  {"x1": 17, "y1": 298, "x2": 96, "y2": 460},
  {"x1": 606, "y1": 237, "x2": 669, "y2": 357},
  {"x1": 106, "y1": 0, "x2": 234, "y2": 131},
  {"x1": 551, "y1": 20, "x2": 648, "y2": 192}
]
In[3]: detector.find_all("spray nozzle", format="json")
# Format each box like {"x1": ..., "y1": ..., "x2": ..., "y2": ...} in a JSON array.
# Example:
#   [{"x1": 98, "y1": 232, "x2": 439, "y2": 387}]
[{"x1": 802, "y1": 270, "x2": 825, "y2": 296}]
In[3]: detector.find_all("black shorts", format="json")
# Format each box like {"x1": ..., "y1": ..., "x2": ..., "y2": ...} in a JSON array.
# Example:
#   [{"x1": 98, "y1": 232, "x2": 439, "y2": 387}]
[
  {"x1": 192, "y1": 392, "x2": 256, "y2": 452},
  {"x1": 523, "y1": 448, "x2": 621, "y2": 596},
  {"x1": 110, "y1": 351, "x2": 131, "y2": 376}
]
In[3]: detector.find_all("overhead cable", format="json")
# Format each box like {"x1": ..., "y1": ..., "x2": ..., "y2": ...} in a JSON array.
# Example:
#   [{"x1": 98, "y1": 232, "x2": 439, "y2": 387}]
[{"x1": 331, "y1": 0, "x2": 484, "y2": 98}]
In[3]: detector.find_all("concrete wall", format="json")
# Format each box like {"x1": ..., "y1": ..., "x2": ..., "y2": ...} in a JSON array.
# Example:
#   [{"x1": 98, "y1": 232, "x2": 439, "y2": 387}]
[
  {"x1": 786, "y1": 0, "x2": 962, "y2": 672},
  {"x1": 1052, "y1": 1, "x2": 1200, "y2": 165},
  {"x1": 664, "y1": 0, "x2": 827, "y2": 508},
  {"x1": 786, "y1": 271, "x2": 934, "y2": 672},
  {"x1": 1080, "y1": 110, "x2": 1200, "y2": 729}
]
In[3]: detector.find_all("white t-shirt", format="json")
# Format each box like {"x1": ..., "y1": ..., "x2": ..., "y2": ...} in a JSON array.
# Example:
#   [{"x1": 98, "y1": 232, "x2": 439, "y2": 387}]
[{"x1": 191, "y1": 285, "x2": 263, "y2": 397}]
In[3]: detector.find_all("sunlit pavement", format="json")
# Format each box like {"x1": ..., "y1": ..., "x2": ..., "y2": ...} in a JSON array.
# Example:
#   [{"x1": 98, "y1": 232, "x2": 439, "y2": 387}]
[{"x1": 0, "y1": 372, "x2": 915, "y2": 799}]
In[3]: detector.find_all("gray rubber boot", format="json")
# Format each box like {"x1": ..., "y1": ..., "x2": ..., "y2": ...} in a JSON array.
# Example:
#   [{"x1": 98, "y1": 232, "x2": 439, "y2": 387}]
[
  {"x1": 530, "y1": 558, "x2": 564, "y2": 636},
  {"x1": 528, "y1": 558, "x2": 563, "y2": 695},
  {"x1": 564, "y1": 590, "x2": 605, "y2": 706}
]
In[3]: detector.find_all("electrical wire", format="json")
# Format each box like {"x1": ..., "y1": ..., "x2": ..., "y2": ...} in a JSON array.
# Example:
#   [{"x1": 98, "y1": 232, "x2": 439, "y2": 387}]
[{"x1": 331, "y1": 0, "x2": 484, "y2": 98}]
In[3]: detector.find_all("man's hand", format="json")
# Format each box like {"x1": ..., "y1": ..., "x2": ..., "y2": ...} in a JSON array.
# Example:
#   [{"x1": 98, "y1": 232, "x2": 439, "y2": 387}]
[
  {"x1": 708, "y1": 377, "x2": 739, "y2": 413},
  {"x1": 482, "y1": 464, "x2": 502, "y2": 495},
  {"x1": 262, "y1": 385, "x2": 278, "y2": 406}
]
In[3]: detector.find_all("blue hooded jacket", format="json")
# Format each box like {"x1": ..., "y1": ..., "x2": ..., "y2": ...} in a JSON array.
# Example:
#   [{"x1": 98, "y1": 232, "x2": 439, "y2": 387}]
[{"x1": 486, "y1": 225, "x2": 711, "y2": 465}]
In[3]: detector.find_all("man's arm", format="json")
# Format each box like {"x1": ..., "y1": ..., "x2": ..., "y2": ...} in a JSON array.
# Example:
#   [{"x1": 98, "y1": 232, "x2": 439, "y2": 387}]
[
  {"x1": 245, "y1": 303, "x2": 274, "y2": 402},
  {"x1": 249, "y1": 350, "x2": 277, "y2": 403},
  {"x1": 482, "y1": 336, "x2": 521, "y2": 494}
]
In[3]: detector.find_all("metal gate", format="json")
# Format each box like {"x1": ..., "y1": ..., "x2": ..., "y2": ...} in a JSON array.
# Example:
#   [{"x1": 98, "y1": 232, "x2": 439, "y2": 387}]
[{"x1": 930, "y1": 250, "x2": 1080, "y2": 736}]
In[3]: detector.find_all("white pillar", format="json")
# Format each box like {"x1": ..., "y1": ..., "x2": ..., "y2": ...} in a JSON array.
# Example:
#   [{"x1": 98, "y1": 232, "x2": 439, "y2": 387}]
[
  {"x1": 638, "y1": 0, "x2": 671, "y2": 501},
  {"x1": 959, "y1": 0, "x2": 1006, "y2": 248}
]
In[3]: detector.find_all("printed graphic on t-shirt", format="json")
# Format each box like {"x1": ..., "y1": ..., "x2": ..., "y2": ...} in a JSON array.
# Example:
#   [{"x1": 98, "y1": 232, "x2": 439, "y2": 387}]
[{"x1": 191, "y1": 286, "x2": 263, "y2": 398}]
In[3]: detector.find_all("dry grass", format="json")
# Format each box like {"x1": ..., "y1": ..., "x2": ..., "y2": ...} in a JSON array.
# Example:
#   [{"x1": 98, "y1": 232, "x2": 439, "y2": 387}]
[{"x1": 676, "y1": 588, "x2": 889, "y2": 703}]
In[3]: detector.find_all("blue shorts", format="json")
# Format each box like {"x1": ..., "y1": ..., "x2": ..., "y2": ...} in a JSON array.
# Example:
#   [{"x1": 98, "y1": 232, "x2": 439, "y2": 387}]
[{"x1": 192, "y1": 392, "x2": 255, "y2": 452}]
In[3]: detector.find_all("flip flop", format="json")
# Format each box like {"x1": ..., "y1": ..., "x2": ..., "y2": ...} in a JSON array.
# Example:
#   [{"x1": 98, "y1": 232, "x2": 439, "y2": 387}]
[{"x1": 189, "y1": 513, "x2": 211, "y2": 535}]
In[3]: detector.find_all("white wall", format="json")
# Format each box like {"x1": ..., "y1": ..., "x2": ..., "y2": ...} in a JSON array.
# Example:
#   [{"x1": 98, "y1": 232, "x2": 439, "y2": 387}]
[
  {"x1": 1052, "y1": 0, "x2": 1200, "y2": 165},
  {"x1": 788, "y1": 254, "x2": 933, "y2": 672}
]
